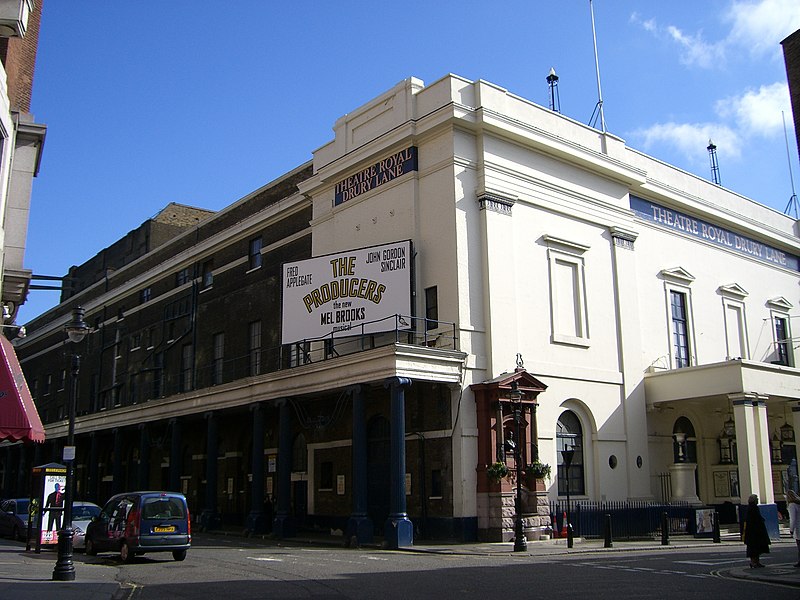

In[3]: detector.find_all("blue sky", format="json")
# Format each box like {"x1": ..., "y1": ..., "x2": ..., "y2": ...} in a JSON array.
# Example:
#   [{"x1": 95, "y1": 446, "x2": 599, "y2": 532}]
[{"x1": 17, "y1": 0, "x2": 800, "y2": 323}]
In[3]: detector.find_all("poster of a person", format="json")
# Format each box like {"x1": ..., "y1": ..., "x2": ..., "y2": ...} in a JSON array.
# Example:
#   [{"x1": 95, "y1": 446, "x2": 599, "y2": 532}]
[{"x1": 41, "y1": 475, "x2": 66, "y2": 544}]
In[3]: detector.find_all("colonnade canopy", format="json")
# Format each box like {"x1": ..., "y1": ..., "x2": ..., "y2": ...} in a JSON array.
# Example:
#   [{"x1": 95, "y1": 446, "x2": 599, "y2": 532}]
[
  {"x1": 0, "y1": 335, "x2": 44, "y2": 443},
  {"x1": 644, "y1": 359, "x2": 800, "y2": 406}
]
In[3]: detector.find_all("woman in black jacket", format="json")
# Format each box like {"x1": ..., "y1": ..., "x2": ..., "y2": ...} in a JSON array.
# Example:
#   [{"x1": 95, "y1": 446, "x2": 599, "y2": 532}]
[{"x1": 743, "y1": 493, "x2": 770, "y2": 568}]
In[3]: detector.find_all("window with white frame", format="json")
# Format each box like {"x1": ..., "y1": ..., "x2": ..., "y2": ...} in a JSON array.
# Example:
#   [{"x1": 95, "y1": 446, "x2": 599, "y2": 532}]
[
  {"x1": 767, "y1": 297, "x2": 793, "y2": 367},
  {"x1": 661, "y1": 268, "x2": 696, "y2": 369},
  {"x1": 718, "y1": 285, "x2": 749, "y2": 360},
  {"x1": 544, "y1": 236, "x2": 590, "y2": 347}
]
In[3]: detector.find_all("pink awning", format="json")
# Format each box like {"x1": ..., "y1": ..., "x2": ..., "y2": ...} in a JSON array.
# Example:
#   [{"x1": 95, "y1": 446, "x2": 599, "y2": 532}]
[{"x1": 0, "y1": 335, "x2": 44, "y2": 443}]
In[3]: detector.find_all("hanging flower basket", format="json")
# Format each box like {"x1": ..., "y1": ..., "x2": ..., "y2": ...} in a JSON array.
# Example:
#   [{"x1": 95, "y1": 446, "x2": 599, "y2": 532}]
[
  {"x1": 486, "y1": 461, "x2": 509, "y2": 482},
  {"x1": 526, "y1": 460, "x2": 552, "y2": 480}
]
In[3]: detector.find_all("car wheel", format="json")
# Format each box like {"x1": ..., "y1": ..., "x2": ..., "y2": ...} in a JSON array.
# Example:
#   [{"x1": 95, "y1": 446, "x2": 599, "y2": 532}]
[
  {"x1": 85, "y1": 538, "x2": 97, "y2": 556},
  {"x1": 172, "y1": 549, "x2": 187, "y2": 562},
  {"x1": 120, "y1": 541, "x2": 135, "y2": 563}
]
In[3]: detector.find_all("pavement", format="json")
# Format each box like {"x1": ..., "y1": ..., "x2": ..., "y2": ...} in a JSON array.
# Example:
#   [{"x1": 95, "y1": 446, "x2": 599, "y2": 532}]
[{"x1": 0, "y1": 532, "x2": 798, "y2": 599}]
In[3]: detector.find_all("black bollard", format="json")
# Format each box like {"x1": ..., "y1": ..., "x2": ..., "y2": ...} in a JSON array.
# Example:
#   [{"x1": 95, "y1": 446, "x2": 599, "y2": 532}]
[
  {"x1": 712, "y1": 511, "x2": 721, "y2": 543},
  {"x1": 603, "y1": 513, "x2": 613, "y2": 548},
  {"x1": 661, "y1": 511, "x2": 669, "y2": 546}
]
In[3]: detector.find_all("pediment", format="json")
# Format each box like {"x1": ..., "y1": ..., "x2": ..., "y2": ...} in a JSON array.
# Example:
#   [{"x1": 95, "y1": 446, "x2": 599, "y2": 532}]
[
  {"x1": 659, "y1": 267, "x2": 695, "y2": 285},
  {"x1": 717, "y1": 283, "x2": 748, "y2": 299},
  {"x1": 767, "y1": 296, "x2": 793, "y2": 311}
]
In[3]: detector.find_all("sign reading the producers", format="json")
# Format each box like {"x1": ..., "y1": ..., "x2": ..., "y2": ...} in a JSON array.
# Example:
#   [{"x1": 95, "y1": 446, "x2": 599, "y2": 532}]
[
  {"x1": 282, "y1": 240, "x2": 412, "y2": 344},
  {"x1": 334, "y1": 147, "x2": 418, "y2": 206}
]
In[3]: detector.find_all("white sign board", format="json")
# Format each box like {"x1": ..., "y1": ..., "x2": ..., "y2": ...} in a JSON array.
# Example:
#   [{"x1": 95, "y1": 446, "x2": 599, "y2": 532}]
[{"x1": 282, "y1": 240, "x2": 412, "y2": 344}]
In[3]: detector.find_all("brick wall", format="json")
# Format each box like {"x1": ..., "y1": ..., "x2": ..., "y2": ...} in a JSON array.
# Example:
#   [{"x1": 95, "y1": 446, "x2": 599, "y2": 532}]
[{"x1": 0, "y1": 0, "x2": 43, "y2": 113}]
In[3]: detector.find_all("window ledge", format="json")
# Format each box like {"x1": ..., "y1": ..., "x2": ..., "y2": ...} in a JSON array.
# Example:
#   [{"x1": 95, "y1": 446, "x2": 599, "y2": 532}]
[
  {"x1": 246, "y1": 265, "x2": 262, "y2": 275},
  {"x1": 552, "y1": 334, "x2": 590, "y2": 348}
]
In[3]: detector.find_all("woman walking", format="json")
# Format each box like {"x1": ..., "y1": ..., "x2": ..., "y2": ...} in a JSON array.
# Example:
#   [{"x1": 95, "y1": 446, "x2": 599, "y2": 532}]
[
  {"x1": 788, "y1": 489, "x2": 800, "y2": 568},
  {"x1": 743, "y1": 493, "x2": 770, "y2": 568}
]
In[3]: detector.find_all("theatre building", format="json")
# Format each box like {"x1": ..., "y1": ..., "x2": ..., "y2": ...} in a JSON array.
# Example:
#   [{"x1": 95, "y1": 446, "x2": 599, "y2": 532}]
[{"x1": 5, "y1": 74, "x2": 800, "y2": 545}]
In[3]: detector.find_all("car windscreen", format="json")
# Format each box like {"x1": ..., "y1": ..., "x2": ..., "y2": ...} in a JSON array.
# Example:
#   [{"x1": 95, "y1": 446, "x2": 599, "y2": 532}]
[
  {"x1": 141, "y1": 497, "x2": 186, "y2": 520},
  {"x1": 72, "y1": 505, "x2": 100, "y2": 520},
  {"x1": 16, "y1": 499, "x2": 29, "y2": 515}
]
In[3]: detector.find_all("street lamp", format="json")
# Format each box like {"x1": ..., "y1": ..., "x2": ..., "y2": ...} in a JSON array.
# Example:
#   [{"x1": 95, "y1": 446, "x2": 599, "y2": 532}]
[
  {"x1": 53, "y1": 306, "x2": 89, "y2": 581},
  {"x1": 508, "y1": 381, "x2": 527, "y2": 552},
  {"x1": 561, "y1": 446, "x2": 575, "y2": 549}
]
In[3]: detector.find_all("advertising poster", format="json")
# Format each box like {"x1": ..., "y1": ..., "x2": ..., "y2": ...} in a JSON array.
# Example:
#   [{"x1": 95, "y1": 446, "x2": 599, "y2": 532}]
[
  {"x1": 282, "y1": 240, "x2": 412, "y2": 344},
  {"x1": 40, "y1": 473, "x2": 66, "y2": 544}
]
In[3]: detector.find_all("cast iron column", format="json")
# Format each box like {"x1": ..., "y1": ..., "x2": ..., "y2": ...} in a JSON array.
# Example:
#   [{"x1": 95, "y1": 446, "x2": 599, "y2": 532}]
[
  {"x1": 138, "y1": 424, "x2": 150, "y2": 490},
  {"x1": 169, "y1": 418, "x2": 181, "y2": 492},
  {"x1": 112, "y1": 428, "x2": 123, "y2": 496},
  {"x1": 346, "y1": 384, "x2": 373, "y2": 545},
  {"x1": 384, "y1": 377, "x2": 413, "y2": 549},
  {"x1": 273, "y1": 398, "x2": 295, "y2": 538},
  {"x1": 87, "y1": 433, "x2": 98, "y2": 503},
  {"x1": 200, "y1": 411, "x2": 219, "y2": 530},
  {"x1": 246, "y1": 403, "x2": 266, "y2": 534}
]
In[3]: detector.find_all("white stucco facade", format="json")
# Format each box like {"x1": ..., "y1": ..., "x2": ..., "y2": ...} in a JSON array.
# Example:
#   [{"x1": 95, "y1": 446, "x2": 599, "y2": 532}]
[{"x1": 299, "y1": 74, "x2": 800, "y2": 521}]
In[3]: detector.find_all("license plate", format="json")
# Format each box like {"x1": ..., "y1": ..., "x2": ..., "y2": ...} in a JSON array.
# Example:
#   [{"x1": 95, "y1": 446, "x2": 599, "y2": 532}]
[{"x1": 153, "y1": 526, "x2": 175, "y2": 533}]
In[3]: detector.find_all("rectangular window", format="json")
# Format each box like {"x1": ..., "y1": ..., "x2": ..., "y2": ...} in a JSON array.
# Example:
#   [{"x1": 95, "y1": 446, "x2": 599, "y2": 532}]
[
  {"x1": 671, "y1": 290, "x2": 690, "y2": 368},
  {"x1": 129, "y1": 374, "x2": 138, "y2": 404},
  {"x1": 176, "y1": 268, "x2": 190, "y2": 287},
  {"x1": 180, "y1": 344, "x2": 193, "y2": 392},
  {"x1": 153, "y1": 353, "x2": 164, "y2": 398},
  {"x1": 202, "y1": 260, "x2": 214, "y2": 289},
  {"x1": 44, "y1": 374, "x2": 51, "y2": 396},
  {"x1": 430, "y1": 469, "x2": 443, "y2": 498},
  {"x1": 212, "y1": 333, "x2": 225, "y2": 385},
  {"x1": 249, "y1": 237, "x2": 263, "y2": 270},
  {"x1": 425, "y1": 286, "x2": 438, "y2": 330},
  {"x1": 90, "y1": 373, "x2": 99, "y2": 412},
  {"x1": 59, "y1": 369, "x2": 66, "y2": 392},
  {"x1": 140, "y1": 287, "x2": 152, "y2": 303},
  {"x1": 249, "y1": 321, "x2": 262, "y2": 376},
  {"x1": 319, "y1": 461, "x2": 333, "y2": 491},
  {"x1": 774, "y1": 316, "x2": 791, "y2": 366}
]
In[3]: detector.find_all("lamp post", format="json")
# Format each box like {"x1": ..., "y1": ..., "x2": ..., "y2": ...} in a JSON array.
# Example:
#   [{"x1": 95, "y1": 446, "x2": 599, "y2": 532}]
[
  {"x1": 508, "y1": 382, "x2": 527, "y2": 552},
  {"x1": 561, "y1": 446, "x2": 575, "y2": 549},
  {"x1": 53, "y1": 307, "x2": 89, "y2": 581}
]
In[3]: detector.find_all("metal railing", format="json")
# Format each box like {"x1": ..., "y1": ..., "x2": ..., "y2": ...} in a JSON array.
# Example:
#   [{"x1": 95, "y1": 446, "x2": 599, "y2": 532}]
[
  {"x1": 100, "y1": 315, "x2": 458, "y2": 408},
  {"x1": 548, "y1": 499, "x2": 693, "y2": 540}
]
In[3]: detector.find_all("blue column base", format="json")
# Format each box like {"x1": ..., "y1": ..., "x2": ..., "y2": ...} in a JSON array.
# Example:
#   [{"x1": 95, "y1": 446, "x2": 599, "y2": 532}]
[
  {"x1": 199, "y1": 509, "x2": 220, "y2": 532},
  {"x1": 273, "y1": 514, "x2": 295, "y2": 539},
  {"x1": 245, "y1": 510, "x2": 267, "y2": 535},
  {"x1": 384, "y1": 516, "x2": 413, "y2": 549},
  {"x1": 345, "y1": 515, "x2": 374, "y2": 546}
]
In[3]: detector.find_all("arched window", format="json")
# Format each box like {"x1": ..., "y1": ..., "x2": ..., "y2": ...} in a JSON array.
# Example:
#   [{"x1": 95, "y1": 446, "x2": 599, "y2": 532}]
[
  {"x1": 292, "y1": 434, "x2": 308, "y2": 472},
  {"x1": 557, "y1": 410, "x2": 585, "y2": 495},
  {"x1": 672, "y1": 417, "x2": 697, "y2": 463}
]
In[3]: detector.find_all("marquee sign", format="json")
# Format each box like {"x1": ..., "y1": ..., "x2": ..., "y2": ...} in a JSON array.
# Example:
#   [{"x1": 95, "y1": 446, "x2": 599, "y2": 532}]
[
  {"x1": 630, "y1": 195, "x2": 800, "y2": 271},
  {"x1": 282, "y1": 240, "x2": 412, "y2": 344},
  {"x1": 334, "y1": 147, "x2": 418, "y2": 206}
]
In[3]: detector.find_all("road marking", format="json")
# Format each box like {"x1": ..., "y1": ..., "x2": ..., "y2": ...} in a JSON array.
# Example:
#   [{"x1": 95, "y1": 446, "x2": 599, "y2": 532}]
[
  {"x1": 676, "y1": 559, "x2": 742, "y2": 566},
  {"x1": 247, "y1": 557, "x2": 283, "y2": 562},
  {"x1": 364, "y1": 556, "x2": 388, "y2": 561}
]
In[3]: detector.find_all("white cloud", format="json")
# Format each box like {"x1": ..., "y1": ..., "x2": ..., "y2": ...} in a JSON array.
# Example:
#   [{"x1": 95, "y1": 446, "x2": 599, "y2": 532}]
[
  {"x1": 665, "y1": 25, "x2": 725, "y2": 69},
  {"x1": 633, "y1": 122, "x2": 741, "y2": 165},
  {"x1": 633, "y1": 0, "x2": 800, "y2": 68},
  {"x1": 715, "y1": 82, "x2": 792, "y2": 136},
  {"x1": 726, "y1": 0, "x2": 800, "y2": 58}
]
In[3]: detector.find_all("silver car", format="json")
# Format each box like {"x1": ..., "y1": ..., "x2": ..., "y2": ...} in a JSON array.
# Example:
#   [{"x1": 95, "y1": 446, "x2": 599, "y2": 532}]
[{"x1": 71, "y1": 501, "x2": 101, "y2": 550}]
